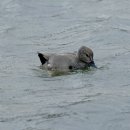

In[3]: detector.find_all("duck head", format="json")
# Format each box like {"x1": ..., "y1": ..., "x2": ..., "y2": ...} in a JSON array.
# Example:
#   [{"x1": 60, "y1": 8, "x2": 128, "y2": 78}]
[{"x1": 78, "y1": 46, "x2": 97, "y2": 68}]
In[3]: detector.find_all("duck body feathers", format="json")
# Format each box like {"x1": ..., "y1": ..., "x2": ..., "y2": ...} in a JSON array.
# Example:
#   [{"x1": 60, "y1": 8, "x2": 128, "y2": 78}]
[{"x1": 38, "y1": 46, "x2": 97, "y2": 73}]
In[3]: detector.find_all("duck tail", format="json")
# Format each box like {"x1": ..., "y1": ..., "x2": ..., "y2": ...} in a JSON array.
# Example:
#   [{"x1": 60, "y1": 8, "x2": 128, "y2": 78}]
[{"x1": 37, "y1": 52, "x2": 47, "y2": 65}]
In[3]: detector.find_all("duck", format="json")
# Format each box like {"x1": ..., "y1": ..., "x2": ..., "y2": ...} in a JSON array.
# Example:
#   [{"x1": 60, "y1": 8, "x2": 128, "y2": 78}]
[{"x1": 38, "y1": 46, "x2": 97, "y2": 72}]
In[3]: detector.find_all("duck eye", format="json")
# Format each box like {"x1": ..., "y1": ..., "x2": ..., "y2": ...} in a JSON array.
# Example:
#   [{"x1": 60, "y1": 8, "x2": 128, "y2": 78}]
[{"x1": 86, "y1": 54, "x2": 89, "y2": 57}]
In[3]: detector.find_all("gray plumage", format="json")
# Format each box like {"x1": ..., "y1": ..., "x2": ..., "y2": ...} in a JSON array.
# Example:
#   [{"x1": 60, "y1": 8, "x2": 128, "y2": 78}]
[{"x1": 38, "y1": 46, "x2": 97, "y2": 72}]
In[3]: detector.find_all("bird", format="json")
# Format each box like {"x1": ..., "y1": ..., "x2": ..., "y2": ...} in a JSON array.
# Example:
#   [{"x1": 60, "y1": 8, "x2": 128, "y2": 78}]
[{"x1": 38, "y1": 46, "x2": 97, "y2": 73}]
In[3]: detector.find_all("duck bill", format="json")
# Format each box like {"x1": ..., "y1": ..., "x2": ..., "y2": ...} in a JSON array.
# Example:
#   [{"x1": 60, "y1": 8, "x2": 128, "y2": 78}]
[{"x1": 89, "y1": 61, "x2": 97, "y2": 68}]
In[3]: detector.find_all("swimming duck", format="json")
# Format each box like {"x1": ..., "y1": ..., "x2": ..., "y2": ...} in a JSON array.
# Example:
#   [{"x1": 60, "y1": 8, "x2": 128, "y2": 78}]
[{"x1": 38, "y1": 46, "x2": 97, "y2": 72}]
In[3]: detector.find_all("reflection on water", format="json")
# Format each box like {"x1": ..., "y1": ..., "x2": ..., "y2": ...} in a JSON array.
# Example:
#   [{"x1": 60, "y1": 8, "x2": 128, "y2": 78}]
[{"x1": 0, "y1": 0, "x2": 130, "y2": 130}]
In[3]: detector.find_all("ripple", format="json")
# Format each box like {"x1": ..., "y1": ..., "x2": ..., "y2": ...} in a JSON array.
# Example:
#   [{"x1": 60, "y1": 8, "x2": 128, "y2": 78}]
[
  {"x1": 122, "y1": 84, "x2": 130, "y2": 87},
  {"x1": 57, "y1": 93, "x2": 102, "y2": 108},
  {"x1": 112, "y1": 27, "x2": 130, "y2": 33},
  {"x1": 0, "y1": 25, "x2": 15, "y2": 35},
  {"x1": 0, "y1": 112, "x2": 68, "y2": 123}
]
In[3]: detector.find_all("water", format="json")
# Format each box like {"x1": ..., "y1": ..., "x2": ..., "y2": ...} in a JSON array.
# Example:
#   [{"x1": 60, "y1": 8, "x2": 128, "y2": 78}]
[{"x1": 0, "y1": 0, "x2": 130, "y2": 130}]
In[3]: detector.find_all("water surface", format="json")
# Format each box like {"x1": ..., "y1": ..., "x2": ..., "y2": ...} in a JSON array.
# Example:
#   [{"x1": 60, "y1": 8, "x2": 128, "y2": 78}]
[{"x1": 0, "y1": 0, "x2": 130, "y2": 130}]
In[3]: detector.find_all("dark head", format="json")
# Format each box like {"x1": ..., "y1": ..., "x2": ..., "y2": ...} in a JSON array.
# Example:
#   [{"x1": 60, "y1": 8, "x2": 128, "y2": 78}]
[{"x1": 78, "y1": 46, "x2": 97, "y2": 68}]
